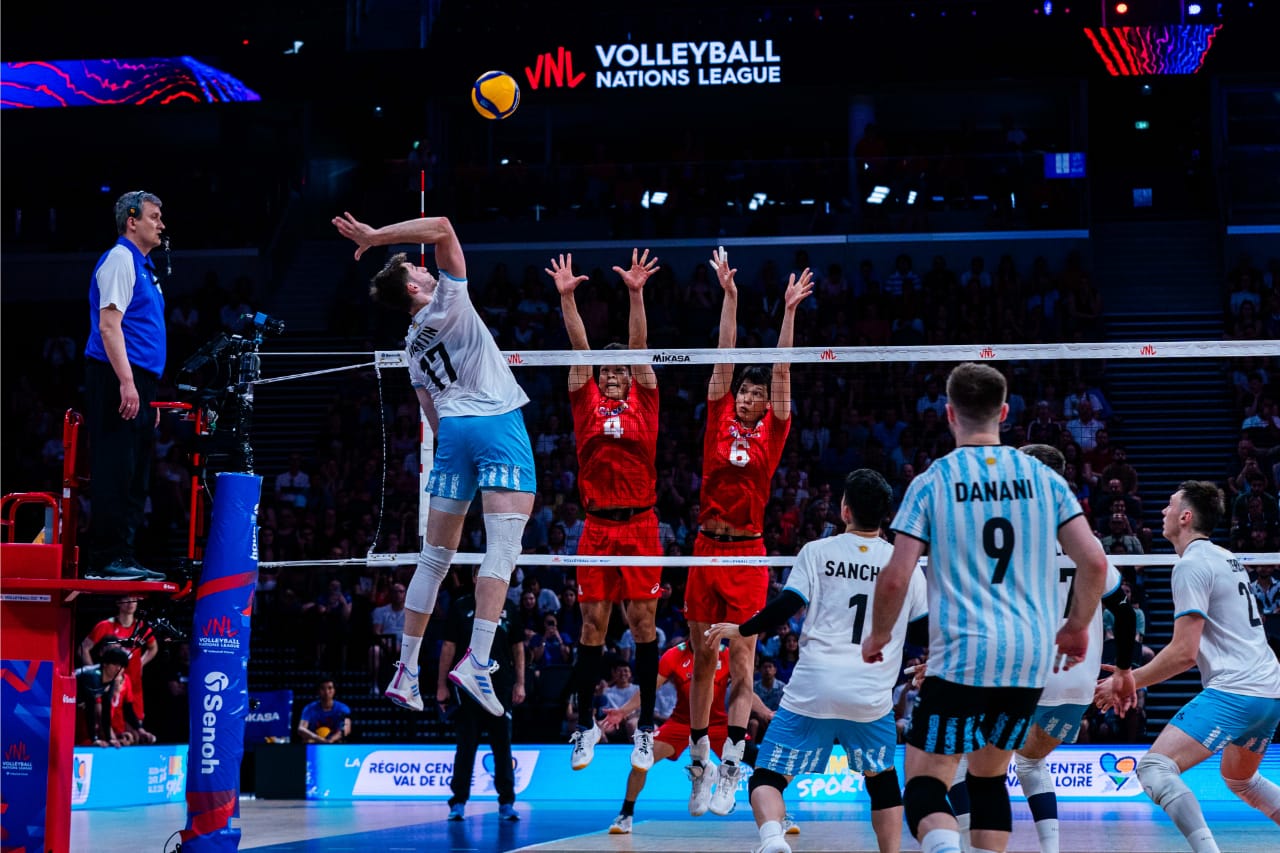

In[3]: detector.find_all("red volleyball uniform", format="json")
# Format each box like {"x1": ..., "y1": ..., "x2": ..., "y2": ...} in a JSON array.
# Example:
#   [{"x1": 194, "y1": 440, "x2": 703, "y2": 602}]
[
  {"x1": 88, "y1": 617, "x2": 153, "y2": 720},
  {"x1": 698, "y1": 394, "x2": 789, "y2": 535},
  {"x1": 687, "y1": 394, "x2": 789, "y2": 623},
  {"x1": 570, "y1": 380, "x2": 662, "y2": 602},
  {"x1": 654, "y1": 643, "x2": 730, "y2": 760}
]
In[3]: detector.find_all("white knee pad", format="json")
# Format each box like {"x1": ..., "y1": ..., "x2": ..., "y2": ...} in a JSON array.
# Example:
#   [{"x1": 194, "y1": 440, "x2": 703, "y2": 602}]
[
  {"x1": 1014, "y1": 754, "x2": 1054, "y2": 799},
  {"x1": 429, "y1": 494, "x2": 472, "y2": 515},
  {"x1": 477, "y1": 513, "x2": 527, "y2": 583},
  {"x1": 405, "y1": 543, "x2": 455, "y2": 613},
  {"x1": 1137, "y1": 752, "x2": 1190, "y2": 807},
  {"x1": 1225, "y1": 773, "x2": 1280, "y2": 820}
]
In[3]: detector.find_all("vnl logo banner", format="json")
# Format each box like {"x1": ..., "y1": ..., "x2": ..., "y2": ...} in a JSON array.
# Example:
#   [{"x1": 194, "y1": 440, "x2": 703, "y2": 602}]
[{"x1": 524, "y1": 39, "x2": 784, "y2": 91}]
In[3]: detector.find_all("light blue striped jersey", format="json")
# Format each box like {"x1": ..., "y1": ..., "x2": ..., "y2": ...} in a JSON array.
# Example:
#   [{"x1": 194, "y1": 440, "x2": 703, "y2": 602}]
[{"x1": 892, "y1": 445, "x2": 1083, "y2": 688}]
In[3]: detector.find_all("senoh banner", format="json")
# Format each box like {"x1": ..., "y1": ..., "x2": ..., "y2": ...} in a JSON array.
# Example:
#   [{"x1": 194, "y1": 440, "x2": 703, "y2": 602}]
[{"x1": 183, "y1": 472, "x2": 261, "y2": 852}]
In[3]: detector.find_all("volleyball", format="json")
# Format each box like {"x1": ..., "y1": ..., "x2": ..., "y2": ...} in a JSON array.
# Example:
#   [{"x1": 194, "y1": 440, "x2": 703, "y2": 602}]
[{"x1": 471, "y1": 70, "x2": 520, "y2": 120}]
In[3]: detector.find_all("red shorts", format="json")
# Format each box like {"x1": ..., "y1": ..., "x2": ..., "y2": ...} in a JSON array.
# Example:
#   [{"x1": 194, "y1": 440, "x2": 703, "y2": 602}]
[
  {"x1": 684, "y1": 533, "x2": 769, "y2": 624},
  {"x1": 576, "y1": 509, "x2": 663, "y2": 603},
  {"x1": 655, "y1": 720, "x2": 729, "y2": 762}
]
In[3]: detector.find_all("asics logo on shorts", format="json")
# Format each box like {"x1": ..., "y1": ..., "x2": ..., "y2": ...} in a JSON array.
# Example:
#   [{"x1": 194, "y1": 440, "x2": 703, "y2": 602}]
[{"x1": 650, "y1": 582, "x2": 661, "y2": 595}]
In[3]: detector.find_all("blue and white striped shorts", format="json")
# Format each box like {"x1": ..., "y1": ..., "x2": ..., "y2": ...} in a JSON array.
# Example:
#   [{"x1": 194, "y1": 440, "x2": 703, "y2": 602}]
[
  {"x1": 757, "y1": 707, "x2": 896, "y2": 777},
  {"x1": 1170, "y1": 688, "x2": 1280, "y2": 755},
  {"x1": 427, "y1": 409, "x2": 536, "y2": 500},
  {"x1": 1032, "y1": 702, "x2": 1091, "y2": 745}
]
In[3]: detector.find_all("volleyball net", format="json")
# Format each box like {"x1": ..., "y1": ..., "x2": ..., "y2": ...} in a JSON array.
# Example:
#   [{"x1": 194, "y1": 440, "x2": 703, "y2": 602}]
[{"x1": 251, "y1": 338, "x2": 1280, "y2": 576}]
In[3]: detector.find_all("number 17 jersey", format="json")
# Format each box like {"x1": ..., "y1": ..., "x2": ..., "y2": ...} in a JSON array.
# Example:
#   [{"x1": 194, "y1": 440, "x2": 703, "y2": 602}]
[
  {"x1": 892, "y1": 445, "x2": 1082, "y2": 690},
  {"x1": 405, "y1": 272, "x2": 528, "y2": 418}
]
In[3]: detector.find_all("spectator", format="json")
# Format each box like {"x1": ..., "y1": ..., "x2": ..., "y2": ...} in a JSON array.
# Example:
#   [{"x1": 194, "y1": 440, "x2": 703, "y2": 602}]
[
  {"x1": 618, "y1": 624, "x2": 667, "y2": 665},
  {"x1": 603, "y1": 663, "x2": 640, "y2": 741},
  {"x1": 555, "y1": 585, "x2": 584, "y2": 646},
  {"x1": 1101, "y1": 512, "x2": 1144, "y2": 556},
  {"x1": 369, "y1": 582, "x2": 407, "y2": 692},
  {"x1": 750, "y1": 657, "x2": 785, "y2": 744},
  {"x1": 1251, "y1": 564, "x2": 1280, "y2": 660},
  {"x1": 1099, "y1": 444, "x2": 1139, "y2": 495},
  {"x1": 297, "y1": 678, "x2": 353, "y2": 744},
  {"x1": 1064, "y1": 399, "x2": 1105, "y2": 451},
  {"x1": 524, "y1": 576, "x2": 562, "y2": 616},
  {"x1": 774, "y1": 632, "x2": 800, "y2": 683},
  {"x1": 1026, "y1": 400, "x2": 1062, "y2": 446},
  {"x1": 79, "y1": 596, "x2": 157, "y2": 729},
  {"x1": 1094, "y1": 478, "x2": 1143, "y2": 534},
  {"x1": 530, "y1": 614, "x2": 572, "y2": 666},
  {"x1": 305, "y1": 578, "x2": 353, "y2": 670},
  {"x1": 915, "y1": 376, "x2": 948, "y2": 419},
  {"x1": 274, "y1": 453, "x2": 311, "y2": 508}
]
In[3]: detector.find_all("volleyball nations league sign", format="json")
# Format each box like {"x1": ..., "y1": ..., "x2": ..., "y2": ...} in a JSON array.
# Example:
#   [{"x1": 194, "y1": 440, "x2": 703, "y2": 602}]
[
  {"x1": 525, "y1": 39, "x2": 785, "y2": 91},
  {"x1": 183, "y1": 472, "x2": 261, "y2": 852}
]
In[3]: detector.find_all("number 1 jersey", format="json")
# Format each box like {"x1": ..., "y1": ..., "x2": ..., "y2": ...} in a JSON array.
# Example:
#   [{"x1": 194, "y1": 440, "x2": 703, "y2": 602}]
[{"x1": 405, "y1": 272, "x2": 528, "y2": 418}]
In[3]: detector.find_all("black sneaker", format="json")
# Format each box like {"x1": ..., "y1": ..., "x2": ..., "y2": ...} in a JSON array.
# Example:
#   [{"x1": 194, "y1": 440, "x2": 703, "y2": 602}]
[
  {"x1": 125, "y1": 559, "x2": 168, "y2": 582},
  {"x1": 84, "y1": 559, "x2": 148, "y2": 581}
]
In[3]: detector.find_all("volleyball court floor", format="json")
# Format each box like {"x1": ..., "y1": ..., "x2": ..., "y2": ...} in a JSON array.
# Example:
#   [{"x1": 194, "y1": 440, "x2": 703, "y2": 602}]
[{"x1": 78, "y1": 797, "x2": 1274, "y2": 852}]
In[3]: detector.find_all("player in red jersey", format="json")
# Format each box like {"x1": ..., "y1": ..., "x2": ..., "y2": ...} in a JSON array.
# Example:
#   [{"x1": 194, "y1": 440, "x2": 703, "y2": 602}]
[
  {"x1": 548, "y1": 249, "x2": 664, "y2": 773},
  {"x1": 687, "y1": 246, "x2": 812, "y2": 817}
]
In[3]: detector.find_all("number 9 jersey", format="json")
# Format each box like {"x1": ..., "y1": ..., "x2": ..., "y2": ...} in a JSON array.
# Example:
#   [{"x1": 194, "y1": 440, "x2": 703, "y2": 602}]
[
  {"x1": 891, "y1": 445, "x2": 1082, "y2": 690},
  {"x1": 405, "y1": 272, "x2": 529, "y2": 418}
]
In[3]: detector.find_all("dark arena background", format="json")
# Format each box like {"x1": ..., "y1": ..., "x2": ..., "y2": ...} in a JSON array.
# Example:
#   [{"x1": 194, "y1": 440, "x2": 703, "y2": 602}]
[{"x1": 2, "y1": 1, "x2": 1279, "y2": 852}]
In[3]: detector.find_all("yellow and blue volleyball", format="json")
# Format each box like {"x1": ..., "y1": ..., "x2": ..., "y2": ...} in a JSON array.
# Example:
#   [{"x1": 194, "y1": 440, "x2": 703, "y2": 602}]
[{"x1": 471, "y1": 70, "x2": 520, "y2": 120}]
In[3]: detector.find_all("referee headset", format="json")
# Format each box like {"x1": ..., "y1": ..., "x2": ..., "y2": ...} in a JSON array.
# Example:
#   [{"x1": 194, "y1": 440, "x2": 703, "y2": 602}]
[{"x1": 126, "y1": 191, "x2": 146, "y2": 221}]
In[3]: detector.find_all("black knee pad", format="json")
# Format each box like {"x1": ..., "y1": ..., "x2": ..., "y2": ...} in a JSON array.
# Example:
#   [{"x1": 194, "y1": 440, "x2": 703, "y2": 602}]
[
  {"x1": 903, "y1": 776, "x2": 953, "y2": 839},
  {"x1": 748, "y1": 767, "x2": 789, "y2": 797},
  {"x1": 865, "y1": 768, "x2": 903, "y2": 812},
  {"x1": 965, "y1": 773, "x2": 1012, "y2": 833}
]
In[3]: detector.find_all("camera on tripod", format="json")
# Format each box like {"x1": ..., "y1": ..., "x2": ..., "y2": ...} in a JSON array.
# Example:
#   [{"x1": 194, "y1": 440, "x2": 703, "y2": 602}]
[{"x1": 176, "y1": 313, "x2": 285, "y2": 475}]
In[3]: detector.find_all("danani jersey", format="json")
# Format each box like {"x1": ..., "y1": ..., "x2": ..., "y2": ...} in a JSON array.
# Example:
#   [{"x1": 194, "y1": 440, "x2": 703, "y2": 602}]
[
  {"x1": 405, "y1": 272, "x2": 528, "y2": 418},
  {"x1": 892, "y1": 445, "x2": 1082, "y2": 689},
  {"x1": 699, "y1": 393, "x2": 790, "y2": 533},
  {"x1": 570, "y1": 380, "x2": 658, "y2": 509},
  {"x1": 780, "y1": 533, "x2": 928, "y2": 721},
  {"x1": 1040, "y1": 561, "x2": 1123, "y2": 705},
  {"x1": 1172, "y1": 539, "x2": 1280, "y2": 698},
  {"x1": 660, "y1": 643, "x2": 730, "y2": 727}
]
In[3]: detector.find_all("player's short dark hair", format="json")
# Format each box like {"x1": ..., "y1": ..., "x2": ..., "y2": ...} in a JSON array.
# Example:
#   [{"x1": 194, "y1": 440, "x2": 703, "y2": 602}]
[
  {"x1": 317, "y1": 676, "x2": 335, "y2": 691},
  {"x1": 95, "y1": 641, "x2": 130, "y2": 668},
  {"x1": 1177, "y1": 480, "x2": 1226, "y2": 535},
  {"x1": 370, "y1": 252, "x2": 414, "y2": 311},
  {"x1": 734, "y1": 365, "x2": 772, "y2": 396},
  {"x1": 945, "y1": 363, "x2": 1006, "y2": 426},
  {"x1": 593, "y1": 342, "x2": 632, "y2": 383},
  {"x1": 844, "y1": 468, "x2": 893, "y2": 531},
  {"x1": 1019, "y1": 443, "x2": 1065, "y2": 476}
]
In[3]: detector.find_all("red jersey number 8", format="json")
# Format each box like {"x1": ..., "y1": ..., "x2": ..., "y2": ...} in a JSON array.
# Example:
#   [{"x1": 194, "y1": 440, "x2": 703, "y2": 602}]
[
  {"x1": 603, "y1": 415, "x2": 623, "y2": 438},
  {"x1": 729, "y1": 438, "x2": 751, "y2": 467}
]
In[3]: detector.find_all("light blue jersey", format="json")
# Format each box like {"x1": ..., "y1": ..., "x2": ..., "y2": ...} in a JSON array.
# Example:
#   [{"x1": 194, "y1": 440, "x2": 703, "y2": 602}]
[{"x1": 892, "y1": 445, "x2": 1083, "y2": 689}]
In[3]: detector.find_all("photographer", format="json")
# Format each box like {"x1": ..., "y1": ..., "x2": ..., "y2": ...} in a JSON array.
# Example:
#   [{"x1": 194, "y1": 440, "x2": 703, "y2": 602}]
[
  {"x1": 75, "y1": 643, "x2": 153, "y2": 746},
  {"x1": 79, "y1": 596, "x2": 158, "y2": 730}
]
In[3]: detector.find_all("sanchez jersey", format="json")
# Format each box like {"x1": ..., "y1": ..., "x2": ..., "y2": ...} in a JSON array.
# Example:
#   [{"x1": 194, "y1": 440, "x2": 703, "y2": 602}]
[
  {"x1": 781, "y1": 533, "x2": 928, "y2": 721},
  {"x1": 699, "y1": 393, "x2": 790, "y2": 533},
  {"x1": 405, "y1": 272, "x2": 529, "y2": 418},
  {"x1": 892, "y1": 445, "x2": 1082, "y2": 689},
  {"x1": 570, "y1": 379, "x2": 658, "y2": 509},
  {"x1": 1172, "y1": 539, "x2": 1280, "y2": 698},
  {"x1": 1040, "y1": 561, "x2": 1123, "y2": 706},
  {"x1": 660, "y1": 642, "x2": 730, "y2": 727}
]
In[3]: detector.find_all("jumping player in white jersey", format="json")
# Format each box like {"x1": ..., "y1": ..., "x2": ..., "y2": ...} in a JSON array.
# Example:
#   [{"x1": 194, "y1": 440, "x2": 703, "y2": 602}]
[
  {"x1": 863, "y1": 362, "x2": 1108, "y2": 853},
  {"x1": 707, "y1": 469, "x2": 927, "y2": 853},
  {"x1": 1095, "y1": 480, "x2": 1280, "y2": 852},
  {"x1": 332, "y1": 212, "x2": 535, "y2": 717},
  {"x1": 949, "y1": 443, "x2": 1138, "y2": 853}
]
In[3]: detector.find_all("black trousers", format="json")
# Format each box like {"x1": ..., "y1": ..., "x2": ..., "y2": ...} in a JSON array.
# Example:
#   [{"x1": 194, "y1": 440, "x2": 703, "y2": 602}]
[
  {"x1": 85, "y1": 358, "x2": 157, "y2": 567},
  {"x1": 449, "y1": 694, "x2": 515, "y2": 806}
]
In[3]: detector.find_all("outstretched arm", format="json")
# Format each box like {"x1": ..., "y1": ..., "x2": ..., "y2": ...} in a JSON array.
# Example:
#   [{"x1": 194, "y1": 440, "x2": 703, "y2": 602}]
[
  {"x1": 770, "y1": 268, "x2": 813, "y2": 423},
  {"x1": 863, "y1": 534, "x2": 927, "y2": 663},
  {"x1": 614, "y1": 248, "x2": 659, "y2": 389},
  {"x1": 331, "y1": 213, "x2": 466, "y2": 279},
  {"x1": 708, "y1": 246, "x2": 737, "y2": 402},
  {"x1": 547, "y1": 253, "x2": 593, "y2": 392}
]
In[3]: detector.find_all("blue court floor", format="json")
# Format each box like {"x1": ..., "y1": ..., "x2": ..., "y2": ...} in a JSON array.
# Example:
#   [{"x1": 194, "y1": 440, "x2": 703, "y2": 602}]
[{"x1": 77, "y1": 797, "x2": 1277, "y2": 852}]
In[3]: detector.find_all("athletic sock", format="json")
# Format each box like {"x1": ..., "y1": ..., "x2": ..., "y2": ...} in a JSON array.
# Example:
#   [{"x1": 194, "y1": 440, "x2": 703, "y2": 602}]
[
  {"x1": 621, "y1": 799, "x2": 636, "y2": 817},
  {"x1": 691, "y1": 727, "x2": 709, "y2": 747},
  {"x1": 726, "y1": 725, "x2": 748, "y2": 761},
  {"x1": 399, "y1": 635, "x2": 422, "y2": 670},
  {"x1": 470, "y1": 618, "x2": 498, "y2": 664},
  {"x1": 920, "y1": 827, "x2": 964, "y2": 853}
]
